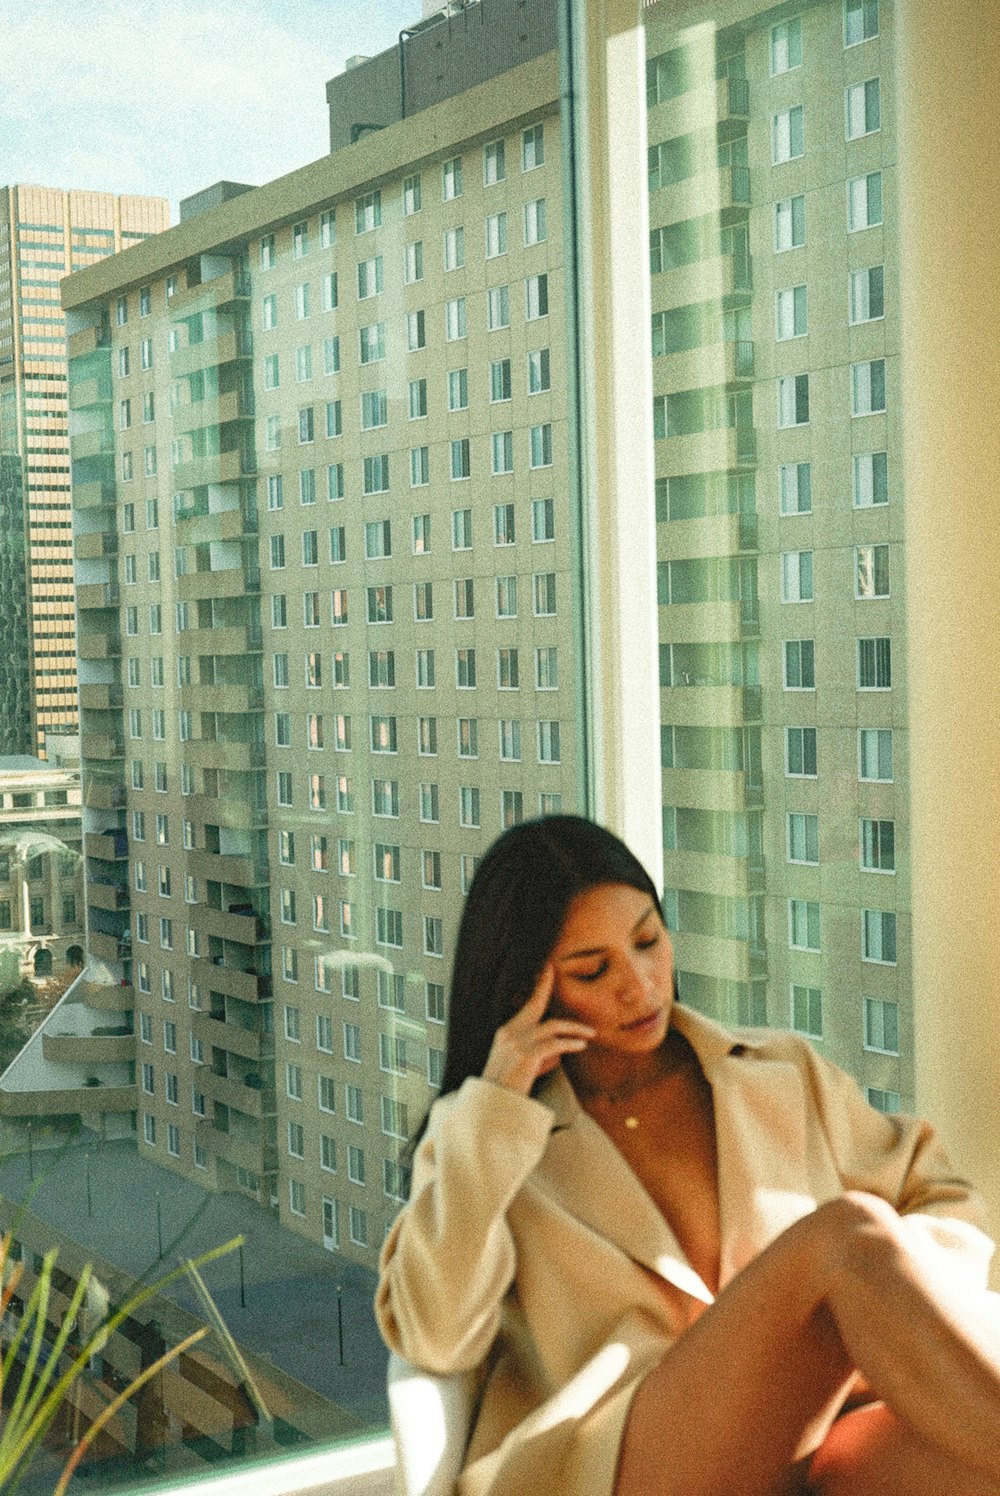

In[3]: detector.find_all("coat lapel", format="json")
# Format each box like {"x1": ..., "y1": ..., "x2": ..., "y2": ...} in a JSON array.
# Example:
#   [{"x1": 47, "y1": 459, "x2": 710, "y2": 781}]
[
  {"x1": 536, "y1": 1007, "x2": 828, "y2": 1301},
  {"x1": 535, "y1": 1068, "x2": 714, "y2": 1304},
  {"x1": 672, "y1": 1009, "x2": 823, "y2": 1286}
]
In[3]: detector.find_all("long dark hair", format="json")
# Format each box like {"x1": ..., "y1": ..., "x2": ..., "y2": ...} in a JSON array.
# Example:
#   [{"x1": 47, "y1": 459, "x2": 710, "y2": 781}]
[{"x1": 407, "y1": 816, "x2": 662, "y2": 1158}]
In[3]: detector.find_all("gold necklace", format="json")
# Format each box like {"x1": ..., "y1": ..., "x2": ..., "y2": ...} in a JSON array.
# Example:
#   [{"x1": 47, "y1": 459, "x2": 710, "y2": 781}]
[{"x1": 575, "y1": 1044, "x2": 691, "y2": 1131}]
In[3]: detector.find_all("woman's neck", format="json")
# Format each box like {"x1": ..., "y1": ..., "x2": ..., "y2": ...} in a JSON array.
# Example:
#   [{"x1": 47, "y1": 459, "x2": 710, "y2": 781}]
[{"x1": 564, "y1": 1025, "x2": 692, "y2": 1103}]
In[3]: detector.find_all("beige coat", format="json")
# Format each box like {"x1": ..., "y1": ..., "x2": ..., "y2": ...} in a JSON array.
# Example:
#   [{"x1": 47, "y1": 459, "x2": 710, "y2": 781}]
[{"x1": 376, "y1": 1007, "x2": 994, "y2": 1496}]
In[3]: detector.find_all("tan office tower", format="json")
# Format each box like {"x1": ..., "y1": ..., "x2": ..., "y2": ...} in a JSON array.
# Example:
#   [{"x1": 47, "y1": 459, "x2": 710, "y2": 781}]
[{"x1": 0, "y1": 186, "x2": 170, "y2": 755}]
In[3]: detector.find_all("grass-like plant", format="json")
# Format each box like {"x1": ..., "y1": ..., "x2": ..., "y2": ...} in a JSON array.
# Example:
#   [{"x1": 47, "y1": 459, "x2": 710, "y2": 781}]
[{"x1": 0, "y1": 1227, "x2": 243, "y2": 1495}]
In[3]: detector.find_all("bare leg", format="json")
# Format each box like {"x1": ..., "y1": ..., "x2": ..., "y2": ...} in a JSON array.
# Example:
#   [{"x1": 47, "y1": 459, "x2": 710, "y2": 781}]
[
  {"x1": 810, "y1": 1403, "x2": 999, "y2": 1496},
  {"x1": 614, "y1": 1193, "x2": 1000, "y2": 1496}
]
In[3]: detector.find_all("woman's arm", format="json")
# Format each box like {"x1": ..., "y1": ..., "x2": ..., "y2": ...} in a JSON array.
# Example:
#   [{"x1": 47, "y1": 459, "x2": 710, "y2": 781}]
[{"x1": 375, "y1": 1076, "x2": 554, "y2": 1373}]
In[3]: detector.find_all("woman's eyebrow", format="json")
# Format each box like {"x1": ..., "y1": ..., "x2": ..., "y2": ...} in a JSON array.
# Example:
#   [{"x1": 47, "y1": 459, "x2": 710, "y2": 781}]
[{"x1": 554, "y1": 903, "x2": 657, "y2": 962}]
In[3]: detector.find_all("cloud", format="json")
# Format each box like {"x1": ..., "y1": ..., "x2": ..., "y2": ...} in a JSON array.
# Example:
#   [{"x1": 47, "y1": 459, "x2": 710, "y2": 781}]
[{"x1": 0, "y1": 0, "x2": 417, "y2": 212}]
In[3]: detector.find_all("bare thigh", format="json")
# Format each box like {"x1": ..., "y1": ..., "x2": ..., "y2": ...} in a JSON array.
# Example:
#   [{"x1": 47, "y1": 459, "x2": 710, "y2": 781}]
[
  {"x1": 615, "y1": 1216, "x2": 857, "y2": 1496},
  {"x1": 808, "y1": 1402, "x2": 1000, "y2": 1496}
]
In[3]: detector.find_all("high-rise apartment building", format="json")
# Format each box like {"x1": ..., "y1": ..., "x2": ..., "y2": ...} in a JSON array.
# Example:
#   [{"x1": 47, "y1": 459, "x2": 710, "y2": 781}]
[
  {"x1": 57, "y1": 0, "x2": 907, "y2": 1281},
  {"x1": 64, "y1": 17, "x2": 567, "y2": 1269},
  {"x1": 0, "y1": 186, "x2": 170, "y2": 754},
  {"x1": 646, "y1": 0, "x2": 908, "y2": 1109}
]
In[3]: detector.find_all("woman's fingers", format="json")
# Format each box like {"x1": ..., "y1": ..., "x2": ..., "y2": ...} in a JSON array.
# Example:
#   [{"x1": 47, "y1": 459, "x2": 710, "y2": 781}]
[{"x1": 482, "y1": 964, "x2": 595, "y2": 1093}]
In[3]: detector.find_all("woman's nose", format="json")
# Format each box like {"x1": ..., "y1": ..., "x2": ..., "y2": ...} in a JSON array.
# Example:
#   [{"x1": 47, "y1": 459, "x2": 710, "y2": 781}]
[{"x1": 617, "y1": 956, "x2": 647, "y2": 1003}]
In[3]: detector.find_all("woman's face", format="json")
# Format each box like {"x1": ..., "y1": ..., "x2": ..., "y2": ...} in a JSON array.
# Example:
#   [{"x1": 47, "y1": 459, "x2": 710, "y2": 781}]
[{"x1": 547, "y1": 882, "x2": 674, "y2": 1057}]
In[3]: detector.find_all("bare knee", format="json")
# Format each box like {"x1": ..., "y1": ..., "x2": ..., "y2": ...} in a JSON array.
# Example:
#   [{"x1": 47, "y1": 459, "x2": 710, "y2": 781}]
[{"x1": 809, "y1": 1192, "x2": 910, "y2": 1291}]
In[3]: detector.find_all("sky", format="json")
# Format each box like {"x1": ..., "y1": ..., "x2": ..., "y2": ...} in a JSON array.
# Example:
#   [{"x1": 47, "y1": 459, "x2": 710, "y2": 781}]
[{"x1": 0, "y1": 0, "x2": 420, "y2": 218}]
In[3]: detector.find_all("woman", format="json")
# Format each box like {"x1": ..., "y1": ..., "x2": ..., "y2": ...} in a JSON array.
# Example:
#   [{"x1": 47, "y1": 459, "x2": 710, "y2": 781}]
[{"x1": 376, "y1": 815, "x2": 1000, "y2": 1496}]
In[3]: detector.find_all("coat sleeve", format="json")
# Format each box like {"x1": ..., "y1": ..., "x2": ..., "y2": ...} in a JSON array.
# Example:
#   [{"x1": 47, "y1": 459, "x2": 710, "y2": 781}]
[
  {"x1": 798, "y1": 1041, "x2": 995, "y2": 1285},
  {"x1": 375, "y1": 1076, "x2": 555, "y2": 1373}
]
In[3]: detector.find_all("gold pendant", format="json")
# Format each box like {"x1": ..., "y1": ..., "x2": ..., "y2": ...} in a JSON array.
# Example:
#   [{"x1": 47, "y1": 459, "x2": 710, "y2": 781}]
[{"x1": 624, "y1": 1116, "x2": 639, "y2": 1130}]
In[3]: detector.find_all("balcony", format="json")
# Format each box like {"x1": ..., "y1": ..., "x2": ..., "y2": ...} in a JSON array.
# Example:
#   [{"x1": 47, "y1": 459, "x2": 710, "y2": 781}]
[
  {"x1": 192, "y1": 1010, "x2": 265, "y2": 1061},
  {"x1": 184, "y1": 739, "x2": 265, "y2": 772},
  {"x1": 72, "y1": 479, "x2": 116, "y2": 510},
  {"x1": 172, "y1": 447, "x2": 245, "y2": 490},
  {"x1": 661, "y1": 767, "x2": 747, "y2": 812},
  {"x1": 78, "y1": 630, "x2": 120, "y2": 661},
  {"x1": 199, "y1": 1067, "x2": 270, "y2": 1119},
  {"x1": 74, "y1": 529, "x2": 117, "y2": 561},
  {"x1": 79, "y1": 682, "x2": 123, "y2": 710},
  {"x1": 717, "y1": 74, "x2": 750, "y2": 139},
  {"x1": 68, "y1": 375, "x2": 112, "y2": 411},
  {"x1": 0, "y1": 1082, "x2": 135, "y2": 1118},
  {"x1": 194, "y1": 1118, "x2": 265, "y2": 1173},
  {"x1": 71, "y1": 426, "x2": 115, "y2": 461},
  {"x1": 182, "y1": 622, "x2": 262, "y2": 655},
  {"x1": 42, "y1": 1031, "x2": 134, "y2": 1064},
  {"x1": 83, "y1": 733, "x2": 125, "y2": 760},
  {"x1": 87, "y1": 929, "x2": 131, "y2": 963},
  {"x1": 68, "y1": 324, "x2": 110, "y2": 359},
  {"x1": 193, "y1": 958, "x2": 265, "y2": 1003},
  {"x1": 174, "y1": 504, "x2": 247, "y2": 545},
  {"x1": 87, "y1": 879, "x2": 129, "y2": 913},
  {"x1": 180, "y1": 682, "x2": 264, "y2": 715},
  {"x1": 83, "y1": 778, "x2": 126, "y2": 810},
  {"x1": 74, "y1": 979, "x2": 134, "y2": 1012},
  {"x1": 168, "y1": 266, "x2": 251, "y2": 316},
  {"x1": 187, "y1": 848, "x2": 264, "y2": 888},
  {"x1": 184, "y1": 794, "x2": 266, "y2": 832},
  {"x1": 77, "y1": 580, "x2": 120, "y2": 611},
  {"x1": 191, "y1": 903, "x2": 262, "y2": 945},
  {"x1": 171, "y1": 389, "x2": 247, "y2": 435},
  {"x1": 85, "y1": 830, "x2": 128, "y2": 862},
  {"x1": 176, "y1": 567, "x2": 255, "y2": 601},
  {"x1": 169, "y1": 330, "x2": 250, "y2": 379}
]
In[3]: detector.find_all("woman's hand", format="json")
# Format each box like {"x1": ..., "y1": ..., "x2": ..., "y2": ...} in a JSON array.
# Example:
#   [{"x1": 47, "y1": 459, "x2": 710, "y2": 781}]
[{"x1": 482, "y1": 964, "x2": 595, "y2": 1096}]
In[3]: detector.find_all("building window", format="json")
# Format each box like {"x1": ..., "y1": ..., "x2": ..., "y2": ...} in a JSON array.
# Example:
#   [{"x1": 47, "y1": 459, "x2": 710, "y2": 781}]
[
  {"x1": 789, "y1": 898, "x2": 821, "y2": 951},
  {"x1": 442, "y1": 157, "x2": 463, "y2": 201},
  {"x1": 859, "y1": 728, "x2": 893, "y2": 782},
  {"x1": 863, "y1": 908, "x2": 897, "y2": 965},
  {"x1": 777, "y1": 373, "x2": 810, "y2": 427},
  {"x1": 864, "y1": 995, "x2": 899, "y2": 1055},
  {"x1": 775, "y1": 285, "x2": 807, "y2": 340},
  {"x1": 459, "y1": 786, "x2": 481, "y2": 829},
  {"x1": 445, "y1": 297, "x2": 467, "y2": 341},
  {"x1": 774, "y1": 194, "x2": 806, "y2": 251},
  {"x1": 772, "y1": 105, "x2": 804, "y2": 164},
  {"x1": 781, "y1": 551, "x2": 813, "y2": 603},
  {"x1": 483, "y1": 138, "x2": 506, "y2": 185},
  {"x1": 852, "y1": 359, "x2": 887, "y2": 416},
  {"x1": 857, "y1": 636, "x2": 892, "y2": 690},
  {"x1": 522, "y1": 122, "x2": 544, "y2": 170},
  {"x1": 860, "y1": 818, "x2": 895, "y2": 873},
  {"x1": 855, "y1": 544, "x2": 890, "y2": 599},
  {"x1": 779, "y1": 462, "x2": 812, "y2": 515},
  {"x1": 845, "y1": 0, "x2": 879, "y2": 45},
  {"x1": 770, "y1": 18, "x2": 802, "y2": 73},
  {"x1": 791, "y1": 984, "x2": 822, "y2": 1038},
  {"x1": 787, "y1": 812, "x2": 819, "y2": 865},
  {"x1": 525, "y1": 273, "x2": 549, "y2": 320},
  {"x1": 848, "y1": 171, "x2": 883, "y2": 231},
  {"x1": 853, "y1": 451, "x2": 889, "y2": 508},
  {"x1": 783, "y1": 638, "x2": 815, "y2": 690},
  {"x1": 846, "y1": 77, "x2": 881, "y2": 139},
  {"x1": 403, "y1": 173, "x2": 421, "y2": 214},
  {"x1": 786, "y1": 726, "x2": 818, "y2": 778}
]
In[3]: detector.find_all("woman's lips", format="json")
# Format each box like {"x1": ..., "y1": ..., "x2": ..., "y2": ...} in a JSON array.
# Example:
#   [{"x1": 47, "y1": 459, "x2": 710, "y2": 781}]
[{"x1": 621, "y1": 1009, "x2": 662, "y2": 1032}]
